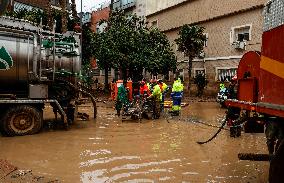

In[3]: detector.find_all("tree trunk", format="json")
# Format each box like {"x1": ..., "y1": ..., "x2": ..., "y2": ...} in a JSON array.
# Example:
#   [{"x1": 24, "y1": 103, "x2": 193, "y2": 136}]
[
  {"x1": 188, "y1": 57, "x2": 193, "y2": 92},
  {"x1": 104, "y1": 67, "x2": 109, "y2": 91},
  {"x1": 59, "y1": 0, "x2": 67, "y2": 33}
]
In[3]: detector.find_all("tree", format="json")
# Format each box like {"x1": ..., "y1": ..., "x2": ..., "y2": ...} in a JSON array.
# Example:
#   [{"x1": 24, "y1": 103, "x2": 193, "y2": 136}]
[
  {"x1": 70, "y1": 0, "x2": 79, "y2": 22},
  {"x1": 92, "y1": 10, "x2": 176, "y2": 84},
  {"x1": 175, "y1": 25, "x2": 206, "y2": 89},
  {"x1": 82, "y1": 24, "x2": 95, "y2": 66}
]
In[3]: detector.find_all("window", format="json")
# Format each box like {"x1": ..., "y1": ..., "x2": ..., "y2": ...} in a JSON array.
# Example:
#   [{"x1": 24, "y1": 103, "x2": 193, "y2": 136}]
[
  {"x1": 236, "y1": 29, "x2": 249, "y2": 42},
  {"x1": 216, "y1": 67, "x2": 237, "y2": 81},
  {"x1": 194, "y1": 68, "x2": 206, "y2": 77},
  {"x1": 230, "y1": 24, "x2": 252, "y2": 44}
]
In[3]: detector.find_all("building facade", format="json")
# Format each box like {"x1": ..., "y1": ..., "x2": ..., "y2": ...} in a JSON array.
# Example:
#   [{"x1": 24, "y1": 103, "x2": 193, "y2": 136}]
[
  {"x1": 145, "y1": 0, "x2": 186, "y2": 16},
  {"x1": 146, "y1": 0, "x2": 266, "y2": 95},
  {"x1": 11, "y1": 0, "x2": 69, "y2": 11}
]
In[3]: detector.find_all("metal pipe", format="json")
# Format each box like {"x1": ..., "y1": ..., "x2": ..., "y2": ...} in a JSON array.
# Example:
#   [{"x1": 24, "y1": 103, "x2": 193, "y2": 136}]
[
  {"x1": 27, "y1": 36, "x2": 30, "y2": 73},
  {"x1": 53, "y1": 20, "x2": 56, "y2": 81},
  {"x1": 39, "y1": 34, "x2": 42, "y2": 80}
]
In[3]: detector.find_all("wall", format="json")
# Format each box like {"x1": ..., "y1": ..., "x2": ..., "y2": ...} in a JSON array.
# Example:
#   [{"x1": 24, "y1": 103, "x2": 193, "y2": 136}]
[
  {"x1": 145, "y1": 0, "x2": 186, "y2": 16},
  {"x1": 90, "y1": 7, "x2": 110, "y2": 32},
  {"x1": 146, "y1": 0, "x2": 266, "y2": 95},
  {"x1": 147, "y1": 0, "x2": 266, "y2": 32}
]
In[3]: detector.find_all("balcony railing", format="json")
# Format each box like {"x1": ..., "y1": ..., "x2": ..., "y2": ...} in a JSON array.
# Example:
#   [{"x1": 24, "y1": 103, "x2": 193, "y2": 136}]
[{"x1": 113, "y1": 0, "x2": 136, "y2": 10}]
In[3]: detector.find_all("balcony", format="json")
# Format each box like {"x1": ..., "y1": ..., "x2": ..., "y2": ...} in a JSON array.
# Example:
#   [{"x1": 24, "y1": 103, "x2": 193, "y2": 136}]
[
  {"x1": 113, "y1": 0, "x2": 136, "y2": 11},
  {"x1": 50, "y1": 0, "x2": 70, "y2": 10}
]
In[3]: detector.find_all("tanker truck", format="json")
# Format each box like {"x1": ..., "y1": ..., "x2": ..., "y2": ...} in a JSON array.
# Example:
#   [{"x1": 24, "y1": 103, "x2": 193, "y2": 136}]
[
  {"x1": 0, "y1": 16, "x2": 97, "y2": 136},
  {"x1": 224, "y1": 0, "x2": 284, "y2": 182}
]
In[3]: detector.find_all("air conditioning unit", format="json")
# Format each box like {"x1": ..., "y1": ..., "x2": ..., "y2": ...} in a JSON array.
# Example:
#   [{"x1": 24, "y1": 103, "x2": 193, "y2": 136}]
[{"x1": 234, "y1": 41, "x2": 246, "y2": 50}]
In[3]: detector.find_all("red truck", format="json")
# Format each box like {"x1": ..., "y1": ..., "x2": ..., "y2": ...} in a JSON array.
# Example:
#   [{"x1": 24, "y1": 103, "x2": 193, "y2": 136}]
[{"x1": 225, "y1": 0, "x2": 284, "y2": 182}]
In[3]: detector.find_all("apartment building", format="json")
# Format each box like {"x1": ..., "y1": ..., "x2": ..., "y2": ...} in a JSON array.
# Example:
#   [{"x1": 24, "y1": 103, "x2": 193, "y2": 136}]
[
  {"x1": 146, "y1": 0, "x2": 267, "y2": 94},
  {"x1": 113, "y1": 0, "x2": 146, "y2": 17},
  {"x1": 11, "y1": 0, "x2": 69, "y2": 11}
]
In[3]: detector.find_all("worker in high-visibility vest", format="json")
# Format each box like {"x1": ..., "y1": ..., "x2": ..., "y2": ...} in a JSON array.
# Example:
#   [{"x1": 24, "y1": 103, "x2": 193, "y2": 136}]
[
  {"x1": 139, "y1": 81, "x2": 151, "y2": 99},
  {"x1": 148, "y1": 80, "x2": 162, "y2": 119},
  {"x1": 115, "y1": 80, "x2": 129, "y2": 116},
  {"x1": 171, "y1": 78, "x2": 184, "y2": 116},
  {"x1": 158, "y1": 79, "x2": 169, "y2": 111}
]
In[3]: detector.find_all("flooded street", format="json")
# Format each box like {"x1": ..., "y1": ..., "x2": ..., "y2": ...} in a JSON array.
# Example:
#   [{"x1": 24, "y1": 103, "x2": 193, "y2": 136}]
[{"x1": 0, "y1": 102, "x2": 269, "y2": 182}]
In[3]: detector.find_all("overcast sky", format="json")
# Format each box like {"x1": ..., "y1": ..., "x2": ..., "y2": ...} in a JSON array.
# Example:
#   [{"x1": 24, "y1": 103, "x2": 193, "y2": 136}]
[{"x1": 75, "y1": 0, "x2": 110, "y2": 12}]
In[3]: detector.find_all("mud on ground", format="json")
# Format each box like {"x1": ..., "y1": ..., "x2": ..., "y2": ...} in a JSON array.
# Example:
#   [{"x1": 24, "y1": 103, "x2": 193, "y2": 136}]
[{"x1": 0, "y1": 100, "x2": 269, "y2": 182}]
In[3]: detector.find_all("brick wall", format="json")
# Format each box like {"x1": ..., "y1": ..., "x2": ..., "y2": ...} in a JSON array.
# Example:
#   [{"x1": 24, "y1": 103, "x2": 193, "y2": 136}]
[{"x1": 90, "y1": 7, "x2": 110, "y2": 32}]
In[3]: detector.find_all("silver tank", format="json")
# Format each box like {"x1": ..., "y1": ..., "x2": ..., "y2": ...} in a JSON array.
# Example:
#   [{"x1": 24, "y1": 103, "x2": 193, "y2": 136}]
[{"x1": 0, "y1": 16, "x2": 81, "y2": 97}]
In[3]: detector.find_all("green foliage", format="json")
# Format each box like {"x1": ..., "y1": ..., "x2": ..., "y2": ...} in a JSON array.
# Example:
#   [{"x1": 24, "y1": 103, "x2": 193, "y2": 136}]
[
  {"x1": 5, "y1": 8, "x2": 78, "y2": 33},
  {"x1": 175, "y1": 24, "x2": 206, "y2": 84},
  {"x1": 82, "y1": 24, "x2": 95, "y2": 66},
  {"x1": 5, "y1": 8, "x2": 46, "y2": 25},
  {"x1": 175, "y1": 24, "x2": 206, "y2": 58},
  {"x1": 92, "y1": 10, "x2": 177, "y2": 81}
]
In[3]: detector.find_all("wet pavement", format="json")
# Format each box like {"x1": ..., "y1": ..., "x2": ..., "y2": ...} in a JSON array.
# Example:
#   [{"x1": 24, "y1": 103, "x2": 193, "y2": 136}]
[{"x1": 0, "y1": 102, "x2": 269, "y2": 182}]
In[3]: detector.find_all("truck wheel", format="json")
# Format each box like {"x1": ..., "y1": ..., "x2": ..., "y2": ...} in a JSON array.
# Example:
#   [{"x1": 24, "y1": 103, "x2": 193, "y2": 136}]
[
  {"x1": 269, "y1": 139, "x2": 284, "y2": 183},
  {"x1": 2, "y1": 105, "x2": 43, "y2": 136}
]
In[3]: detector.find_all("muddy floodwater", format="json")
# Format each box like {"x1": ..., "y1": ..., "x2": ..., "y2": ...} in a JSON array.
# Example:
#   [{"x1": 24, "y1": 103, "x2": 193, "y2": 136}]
[{"x1": 0, "y1": 102, "x2": 269, "y2": 182}]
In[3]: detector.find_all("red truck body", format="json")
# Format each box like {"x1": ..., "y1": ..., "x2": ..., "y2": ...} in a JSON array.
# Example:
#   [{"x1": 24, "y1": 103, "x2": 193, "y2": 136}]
[{"x1": 226, "y1": 23, "x2": 284, "y2": 118}]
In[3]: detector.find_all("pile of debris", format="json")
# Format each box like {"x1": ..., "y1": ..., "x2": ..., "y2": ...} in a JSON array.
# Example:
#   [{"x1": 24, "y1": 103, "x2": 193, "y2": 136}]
[{"x1": 0, "y1": 159, "x2": 59, "y2": 182}]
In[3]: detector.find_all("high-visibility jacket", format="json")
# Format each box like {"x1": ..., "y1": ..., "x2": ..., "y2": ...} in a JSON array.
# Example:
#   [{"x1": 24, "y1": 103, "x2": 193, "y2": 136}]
[
  {"x1": 220, "y1": 83, "x2": 225, "y2": 90},
  {"x1": 147, "y1": 83, "x2": 151, "y2": 90},
  {"x1": 159, "y1": 83, "x2": 169, "y2": 95},
  {"x1": 162, "y1": 83, "x2": 168, "y2": 93},
  {"x1": 152, "y1": 84, "x2": 162, "y2": 101},
  {"x1": 172, "y1": 79, "x2": 184, "y2": 92}
]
